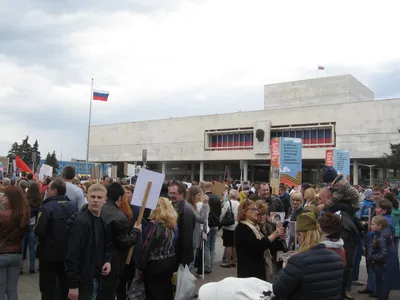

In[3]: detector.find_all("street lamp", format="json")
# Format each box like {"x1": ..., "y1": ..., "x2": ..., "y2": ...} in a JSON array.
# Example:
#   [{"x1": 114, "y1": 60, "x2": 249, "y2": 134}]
[{"x1": 358, "y1": 163, "x2": 377, "y2": 186}]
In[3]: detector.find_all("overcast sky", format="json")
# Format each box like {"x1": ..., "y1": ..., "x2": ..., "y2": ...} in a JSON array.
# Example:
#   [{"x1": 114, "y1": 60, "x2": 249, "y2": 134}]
[{"x1": 1, "y1": 0, "x2": 400, "y2": 161}]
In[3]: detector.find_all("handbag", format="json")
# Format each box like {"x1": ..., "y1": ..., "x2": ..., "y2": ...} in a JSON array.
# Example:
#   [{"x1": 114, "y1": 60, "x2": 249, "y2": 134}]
[
  {"x1": 126, "y1": 278, "x2": 146, "y2": 300},
  {"x1": 220, "y1": 200, "x2": 235, "y2": 226}
]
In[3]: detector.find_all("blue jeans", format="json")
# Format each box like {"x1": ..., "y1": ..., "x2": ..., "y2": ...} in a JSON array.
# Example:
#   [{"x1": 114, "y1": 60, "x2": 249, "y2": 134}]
[
  {"x1": 0, "y1": 253, "x2": 22, "y2": 300},
  {"x1": 204, "y1": 227, "x2": 218, "y2": 272},
  {"x1": 92, "y1": 278, "x2": 99, "y2": 300},
  {"x1": 373, "y1": 264, "x2": 388, "y2": 300},
  {"x1": 21, "y1": 225, "x2": 36, "y2": 269}
]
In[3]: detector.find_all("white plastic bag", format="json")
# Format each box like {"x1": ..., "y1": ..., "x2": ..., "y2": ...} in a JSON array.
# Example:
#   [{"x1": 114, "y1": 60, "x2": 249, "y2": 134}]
[{"x1": 174, "y1": 264, "x2": 196, "y2": 300}]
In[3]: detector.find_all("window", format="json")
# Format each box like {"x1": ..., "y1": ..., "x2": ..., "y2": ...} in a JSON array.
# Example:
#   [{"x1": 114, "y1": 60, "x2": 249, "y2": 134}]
[
  {"x1": 205, "y1": 128, "x2": 254, "y2": 150},
  {"x1": 271, "y1": 123, "x2": 335, "y2": 148}
]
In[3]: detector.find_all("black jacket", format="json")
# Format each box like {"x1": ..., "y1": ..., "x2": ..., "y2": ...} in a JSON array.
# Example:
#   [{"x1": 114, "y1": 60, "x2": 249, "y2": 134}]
[
  {"x1": 235, "y1": 222, "x2": 282, "y2": 281},
  {"x1": 65, "y1": 207, "x2": 112, "y2": 300},
  {"x1": 34, "y1": 195, "x2": 78, "y2": 262},
  {"x1": 287, "y1": 206, "x2": 303, "y2": 221},
  {"x1": 175, "y1": 200, "x2": 195, "y2": 267},
  {"x1": 273, "y1": 244, "x2": 344, "y2": 300},
  {"x1": 249, "y1": 194, "x2": 285, "y2": 213},
  {"x1": 280, "y1": 192, "x2": 291, "y2": 216},
  {"x1": 205, "y1": 192, "x2": 221, "y2": 228},
  {"x1": 100, "y1": 200, "x2": 141, "y2": 276}
]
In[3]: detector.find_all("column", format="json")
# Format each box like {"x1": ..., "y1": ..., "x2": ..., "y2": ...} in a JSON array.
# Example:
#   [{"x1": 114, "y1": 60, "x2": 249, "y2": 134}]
[
  {"x1": 199, "y1": 161, "x2": 204, "y2": 181},
  {"x1": 251, "y1": 165, "x2": 255, "y2": 182},
  {"x1": 161, "y1": 162, "x2": 166, "y2": 174},
  {"x1": 353, "y1": 160, "x2": 359, "y2": 185},
  {"x1": 191, "y1": 163, "x2": 196, "y2": 182},
  {"x1": 378, "y1": 168, "x2": 384, "y2": 184},
  {"x1": 243, "y1": 161, "x2": 248, "y2": 181}
]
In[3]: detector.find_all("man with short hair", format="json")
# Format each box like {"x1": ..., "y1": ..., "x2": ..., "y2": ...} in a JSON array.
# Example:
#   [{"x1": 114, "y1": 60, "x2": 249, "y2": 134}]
[
  {"x1": 104, "y1": 176, "x2": 113, "y2": 186},
  {"x1": 169, "y1": 181, "x2": 195, "y2": 268},
  {"x1": 202, "y1": 181, "x2": 221, "y2": 274},
  {"x1": 63, "y1": 166, "x2": 86, "y2": 210},
  {"x1": 372, "y1": 186, "x2": 385, "y2": 204},
  {"x1": 1, "y1": 177, "x2": 11, "y2": 191},
  {"x1": 249, "y1": 183, "x2": 284, "y2": 213},
  {"x1": 65, "y1": 184, "x2": 112, "y2": 300},
  {"x1": 34, "y1": 179, "x2": 78, "y2": 300}
]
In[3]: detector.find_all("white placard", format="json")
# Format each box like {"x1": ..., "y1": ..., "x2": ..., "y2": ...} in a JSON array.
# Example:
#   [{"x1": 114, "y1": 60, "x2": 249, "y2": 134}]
[
  {"x1": 183, "y1": 181, "x2": 192, "y2": 189},
  {"x1": 127, "y1": 164, "x2": 136, "y2": 177},
  {"x1": 39, "y1": 164, "x2": 53, "y2": 180},
  {"x1": 130, "y1": 169, "x2": 165, "y2": 210}
]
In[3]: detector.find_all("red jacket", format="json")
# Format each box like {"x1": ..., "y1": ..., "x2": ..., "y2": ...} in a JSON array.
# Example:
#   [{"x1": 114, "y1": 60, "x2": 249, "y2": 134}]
[{"x1": 322, "y1": 239, "x2": 347, "y2": 267}]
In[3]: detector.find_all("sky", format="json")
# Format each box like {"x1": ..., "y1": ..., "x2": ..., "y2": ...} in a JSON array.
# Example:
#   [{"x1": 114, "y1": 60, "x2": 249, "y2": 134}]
[{"x1": 1, "y1": 0, "x2": 400, "y2": 161}]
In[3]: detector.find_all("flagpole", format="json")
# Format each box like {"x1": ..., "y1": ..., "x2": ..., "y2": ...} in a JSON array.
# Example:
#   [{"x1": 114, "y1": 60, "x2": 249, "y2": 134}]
[{"x1": 86, "y1": 78, "x2": 94, "y2": 178}]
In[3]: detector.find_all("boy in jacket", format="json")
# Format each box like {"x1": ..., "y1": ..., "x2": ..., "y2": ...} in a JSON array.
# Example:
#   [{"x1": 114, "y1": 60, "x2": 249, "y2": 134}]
[{"x1": 65, "y1": 184, "x2": 112, "y2": 300}]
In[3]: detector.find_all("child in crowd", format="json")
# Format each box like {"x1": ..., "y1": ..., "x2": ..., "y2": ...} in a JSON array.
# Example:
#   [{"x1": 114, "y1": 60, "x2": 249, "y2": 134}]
[
  {"x1": 368, "y1": 215, "x2": 389, "y2": 300},
  {"x1": 320, "y1": 166, "x2": 360, "y2": 214}
]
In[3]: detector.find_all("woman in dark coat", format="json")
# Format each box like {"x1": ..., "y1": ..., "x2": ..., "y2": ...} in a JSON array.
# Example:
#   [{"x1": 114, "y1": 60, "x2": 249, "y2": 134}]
[
  {"x1": 234, "y1": 200, "x2": 284, "y2": 280},
  {"x1": 286, "y1": 191, "x2": 303, "y2": 221},
  {"x1": 273, "y1": 212, "x2": 344, "y2": 300}
]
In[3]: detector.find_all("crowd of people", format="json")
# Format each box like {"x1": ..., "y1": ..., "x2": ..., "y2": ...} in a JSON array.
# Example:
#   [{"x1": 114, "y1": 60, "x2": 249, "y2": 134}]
[{"x1": 0, "y1": 165, "x2": 400, "y2": 300}]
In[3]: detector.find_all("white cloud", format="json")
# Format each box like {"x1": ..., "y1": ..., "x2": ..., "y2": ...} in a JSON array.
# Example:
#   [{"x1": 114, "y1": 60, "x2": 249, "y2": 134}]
[{"x1": 1, "y1": 0, "x2": 400, "y2": 160}]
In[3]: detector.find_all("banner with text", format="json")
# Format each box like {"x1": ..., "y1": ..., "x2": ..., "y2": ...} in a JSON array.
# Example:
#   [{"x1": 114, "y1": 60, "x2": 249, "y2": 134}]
[
  {"x1": 270, "y1": 137, "x2": 303, "y2": 194},
  {"x1": 325, "y1": 149, "x2": 351, "y2": 181}
]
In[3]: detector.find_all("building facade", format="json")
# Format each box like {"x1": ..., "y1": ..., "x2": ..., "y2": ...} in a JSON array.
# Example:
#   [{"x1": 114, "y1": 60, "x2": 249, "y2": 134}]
[{"x1": 88, "y1": 74, "x2": 400, "y2": 185}]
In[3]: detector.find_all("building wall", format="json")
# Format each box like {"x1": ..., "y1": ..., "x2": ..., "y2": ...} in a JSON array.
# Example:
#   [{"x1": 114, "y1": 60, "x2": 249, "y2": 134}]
[
  {"x1": 88, "y1": 75, "x2": 400, "y2": 163},
  {"x1": 264, "y1": 74, "x2": 374, "y2": 110}
]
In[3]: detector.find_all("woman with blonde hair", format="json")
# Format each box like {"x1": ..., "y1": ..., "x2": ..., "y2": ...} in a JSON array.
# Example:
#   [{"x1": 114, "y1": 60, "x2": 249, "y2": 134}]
[
  {"x1": 287, "y1": 191, "x2": 304, "y2": 221},
  {"x1": 273, "y1": 212, "x2": 344, "y2": 300},
  {"x1": 137, "y1": 197, "x2": 179, "y2": 300},
  {"x1": 304, "y1": 188, "x2": 318, "y2": 207}
]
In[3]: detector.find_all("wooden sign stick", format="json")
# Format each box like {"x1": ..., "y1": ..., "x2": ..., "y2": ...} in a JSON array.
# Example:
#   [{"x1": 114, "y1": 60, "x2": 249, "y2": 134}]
[{"x1": 126, "y1": 181, "x2": 152, "y2": 265}]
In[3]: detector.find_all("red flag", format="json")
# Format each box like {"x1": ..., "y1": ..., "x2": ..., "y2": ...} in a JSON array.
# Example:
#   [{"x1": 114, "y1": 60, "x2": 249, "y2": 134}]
[{"x1": 15, "y1": 155, "x2": 34, "y2": 174}]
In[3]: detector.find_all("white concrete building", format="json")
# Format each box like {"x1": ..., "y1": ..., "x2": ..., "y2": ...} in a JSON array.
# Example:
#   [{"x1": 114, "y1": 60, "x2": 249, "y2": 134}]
[{"x1": 88, "y1": 74, "x2": 400, "y2": 185}]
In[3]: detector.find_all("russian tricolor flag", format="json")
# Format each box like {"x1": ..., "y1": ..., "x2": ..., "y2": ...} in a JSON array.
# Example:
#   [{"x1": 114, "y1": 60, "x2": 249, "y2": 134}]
[{"x1": 93, "y1": 89, "x2": 109, "y2": 101}]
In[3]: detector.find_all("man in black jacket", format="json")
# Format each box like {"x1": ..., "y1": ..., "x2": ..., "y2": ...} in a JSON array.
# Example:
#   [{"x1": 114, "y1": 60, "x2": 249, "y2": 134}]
[
  {"x1": 34, "y1": 178, "x2": 78, "y2": 300},
  {"x1": 203, "y1": 181, "x2": 221, "y2": 274},
  {"x1": 249, "y1": 183, "x2": 284, "y2": 213},
  {"x1": 169, "y1": 181, "x2": 195, "y2": 268},
  {"x1": 65, "y1": 184, "x2": 112, "y2": 300},
  {"x1": 100, "y1": 182, "x2": 142, "y2": 300}
]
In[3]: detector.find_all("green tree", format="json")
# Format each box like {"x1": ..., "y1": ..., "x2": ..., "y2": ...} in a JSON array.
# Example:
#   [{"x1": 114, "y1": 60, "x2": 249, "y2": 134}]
[
  {"x1": 7, "y1": 142, "x2": 21, "y2": 159},
  {"x1": 32, "y1": 139, "x2": 41, "y2": 168},
  {"x1": 19, "y1": 136, "x2": 33, "y2": 166},
  {"x1": 385, "y1": 129, "x2": 400, "y2": 177},
  {"x1": 44, "y1": 151, "x2": 59, "y2": 174}
]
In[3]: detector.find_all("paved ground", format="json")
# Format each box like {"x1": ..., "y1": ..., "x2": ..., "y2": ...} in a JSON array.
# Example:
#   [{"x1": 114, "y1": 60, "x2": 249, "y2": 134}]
[{"x1": 18, "y1": 234, "x2": 400, "y2": 299}]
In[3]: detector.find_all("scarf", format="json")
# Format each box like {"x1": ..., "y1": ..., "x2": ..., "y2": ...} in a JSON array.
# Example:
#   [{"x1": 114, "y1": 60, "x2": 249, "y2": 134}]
[{"x1": 241, "y1": 219, "x2": 264, "y2": 240}]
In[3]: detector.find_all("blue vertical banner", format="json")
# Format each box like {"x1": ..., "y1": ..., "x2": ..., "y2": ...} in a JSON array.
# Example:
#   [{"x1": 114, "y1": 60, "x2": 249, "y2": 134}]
[
  {"x1": 279, "y1": 138, "x2": 303, "y2": 188},
  {"x1": 334, "y1": 150, "x2": 350, "y2": 181},
  {"x1": 103, "y1": 163, "x2": 112, "y2": 177}
]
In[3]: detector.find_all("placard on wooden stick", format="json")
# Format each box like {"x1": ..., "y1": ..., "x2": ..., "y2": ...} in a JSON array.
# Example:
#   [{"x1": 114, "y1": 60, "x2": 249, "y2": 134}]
[
  {"x1": 126, "y1": 181, "x2": 152, "y2": 264},
  {"x1": 126, "y1": 169, "x2": 165, "y2": 264}
]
